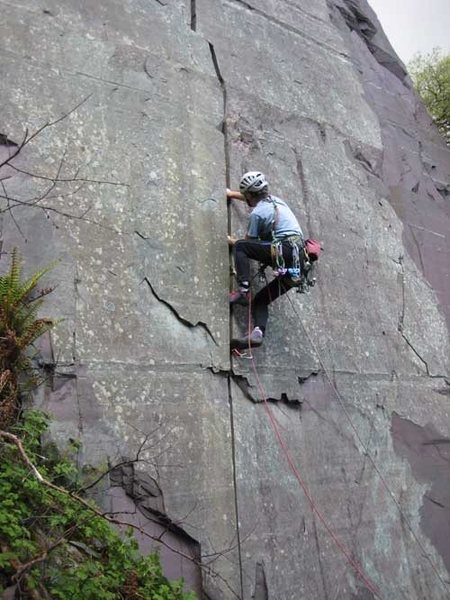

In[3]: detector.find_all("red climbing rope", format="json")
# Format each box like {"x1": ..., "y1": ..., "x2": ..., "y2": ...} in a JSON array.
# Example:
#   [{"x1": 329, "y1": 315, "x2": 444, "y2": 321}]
[
  {"x1": 242, "y1": 294, "x2": 384, "y2": 599},
  {"x1": 284, "y1": 293, "x2": 450, "y2": 597}
]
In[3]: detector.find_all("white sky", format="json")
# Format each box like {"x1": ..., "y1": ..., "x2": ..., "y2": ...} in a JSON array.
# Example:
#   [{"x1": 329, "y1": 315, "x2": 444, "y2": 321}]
[{"x1": 368, "y1": 0, "x2": 450, "y2": 64}]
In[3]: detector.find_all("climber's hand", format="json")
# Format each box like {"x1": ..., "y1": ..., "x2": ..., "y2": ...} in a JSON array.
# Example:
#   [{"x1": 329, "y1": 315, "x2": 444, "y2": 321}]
[{"x1": 227, "y1": 189, "x2": 245, "y2": 201}]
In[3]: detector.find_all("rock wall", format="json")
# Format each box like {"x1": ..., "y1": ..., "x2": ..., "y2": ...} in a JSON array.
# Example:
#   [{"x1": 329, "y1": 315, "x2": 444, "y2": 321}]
[{"x1": 1, "y1": 0, "x2": 450, "y2": 598}]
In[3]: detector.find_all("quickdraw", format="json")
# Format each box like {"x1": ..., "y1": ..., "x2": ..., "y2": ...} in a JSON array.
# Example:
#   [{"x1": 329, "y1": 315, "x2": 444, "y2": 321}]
[{"x1": 272, "y1": 238, "x2": 316, "y2": 293}]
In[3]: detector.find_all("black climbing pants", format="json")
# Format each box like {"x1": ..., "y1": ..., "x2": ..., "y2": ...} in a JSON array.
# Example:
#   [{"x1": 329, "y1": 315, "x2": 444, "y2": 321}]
[{"x1": 233, "y1": 239, "x2": 297, "y2": 334}]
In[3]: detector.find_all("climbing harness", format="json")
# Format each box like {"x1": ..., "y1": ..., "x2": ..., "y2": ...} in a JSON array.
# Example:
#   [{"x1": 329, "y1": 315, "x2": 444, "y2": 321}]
[
  {"x1": 271, "y1": 237, "x2": 320, "y2": 293},
  {"x1": 268, "y1": 197, "x2": 320, "y2": 292}
]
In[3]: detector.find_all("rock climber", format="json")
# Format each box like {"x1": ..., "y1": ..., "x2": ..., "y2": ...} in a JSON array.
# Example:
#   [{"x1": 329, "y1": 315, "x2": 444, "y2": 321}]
[{"x1": 227, "y1": 171, "x2": 304, "y2": 349}]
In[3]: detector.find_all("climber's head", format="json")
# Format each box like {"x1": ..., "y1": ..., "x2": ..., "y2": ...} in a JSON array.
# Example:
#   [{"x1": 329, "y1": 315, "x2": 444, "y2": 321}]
[{"x1": 239, "y1": 171, "x2": 269, "y2": 206}]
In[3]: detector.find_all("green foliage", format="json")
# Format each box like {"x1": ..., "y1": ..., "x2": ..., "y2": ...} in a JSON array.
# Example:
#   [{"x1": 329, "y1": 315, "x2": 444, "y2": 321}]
[
  {"x1": 0, "y1": 254, "x2": 196, "y2": 598},
  {"x1": 0, "y1": 410, "x2": 196, "y2": 599},
  {"x1": 0, "y1": 249, "x2": 56, "y2": 427},
  {"x1": 0, "y1": 248, "x2": 55, "y2": 372},
  {"x1": 408, "y1": 48, "x2": 450, "y2": 144}
]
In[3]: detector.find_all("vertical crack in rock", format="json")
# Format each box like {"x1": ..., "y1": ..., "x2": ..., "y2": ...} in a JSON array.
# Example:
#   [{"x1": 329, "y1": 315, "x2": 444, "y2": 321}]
[
  {"x1": 142, "y1": 277, "x2": 218, "y2": 346},
  {"x1": 396, "y1": 256, "x2": 406, "y2": 334},
  {"x1": 208, "y1": 43, "x2": 230, "y2": 187},
  {"x1": 253, "y1": 561, "x2": 268, "y2": 600},
  {"x1": 391, "y1": 414, "x2": 450, "y2": 588},
  {"x1": 312, "y1": 517, "x2": 330, "y2": 600},
  {"x1": 73, "y1": 265, "x2": 83, "y2": 438},
  {"x1": 292, "y1": 147, "x2": 314, "y2": 237},
  {"x1": 209, "y1": 41, "x2": 244, "y2": 598},
  {"x1": 401, "y1": 334, "x2": 431, "y2": 376},
  {"x1": 407, "y1": 225, "x2": 426, "y2": 275},
  {"x1": 396, "y1": 259, "x2": 431, "y2": 376},
  {"x1": 190, "y1": 0, "x2": 197, "y2": 31},
  {"x1": 227, "y1": 377, "x2": 244, "y2": 600}
]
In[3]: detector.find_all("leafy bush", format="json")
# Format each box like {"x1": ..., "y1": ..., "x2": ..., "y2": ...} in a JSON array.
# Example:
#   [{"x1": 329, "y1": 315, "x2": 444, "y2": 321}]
[
  {"x1": 408, "y1": 48, "x2": 450, "y2": 145},
  {"x1": 0, "y1": 253, "x2": 196, "y2": 598},
  {"x1": 0, "y1": 410, "x2": 196, "y2": 599}
]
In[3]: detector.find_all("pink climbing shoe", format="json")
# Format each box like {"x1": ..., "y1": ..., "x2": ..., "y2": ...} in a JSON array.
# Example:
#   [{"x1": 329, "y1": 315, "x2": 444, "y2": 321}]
[{"x1": 229, "y1": 289, "x2": 250, "y2": 306}]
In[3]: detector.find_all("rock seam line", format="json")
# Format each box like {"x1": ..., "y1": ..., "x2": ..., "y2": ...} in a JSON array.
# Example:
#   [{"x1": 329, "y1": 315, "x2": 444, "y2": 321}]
[
  {"x1": 208, "y1": 41, "x2": 245, "y2": 598},
  {"x1": 190, "y1": 0, "x2": 197, "y2": 31},
  {"x1": 225, "y1": 0, "x2": 350, "y2": 60}
]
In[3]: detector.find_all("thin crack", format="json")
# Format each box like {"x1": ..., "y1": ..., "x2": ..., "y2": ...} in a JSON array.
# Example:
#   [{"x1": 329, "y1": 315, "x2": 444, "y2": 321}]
[
  {"x1": 292, "y1": 147, "x2": 314, "y2": 236},
  {"x1": 396, "y1": 259, "x2": 431, "y2": 375},
  {"x1": 142, "y1": 277, "x2": 218, "y2": 346},
  {"x1": 408, "y1": 225, "x2": 426, "y2": 275},
  {"x1": 209, "y1": 37, "x2": 244, "y2": 600},
  {"x1": 190, "y1": 0, "x2": 197, "y2": 31},
  {"x1": 397, "y1": 255, "x2": 406, "y2": 334},
  {"x1": 312, "y1": 516, "x2": 330, "y2": 600},
  {"x1": 298, "y1": 370, "x2": 320, "y2": 385},
  {"x1": 225, "y1": 0, "x2": 350, "y2": 59},
  {"x1": 253, "y1": 561, "x2": 269, "y2": 600},
  {"x1": 401, "y1": 332, "x2": 431, "y2": 376},
  {"x1": 424, "y1": 494, "x2": 446, "y2": 509},
  {"x1": 208, "y1": 43, "x2": 230, "y2": 186},
  {"x1": 227, "y1": 377, "x2": 244, "y2": 600}
]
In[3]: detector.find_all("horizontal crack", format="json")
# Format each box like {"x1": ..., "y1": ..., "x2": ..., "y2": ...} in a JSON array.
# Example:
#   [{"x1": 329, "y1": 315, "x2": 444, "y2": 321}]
[
  {"x1": 298, "y1": 370, "x2": 321, "y2": 385},
  {"x1": 143, "y1": 277, "x2": 218, "y2": 346}
]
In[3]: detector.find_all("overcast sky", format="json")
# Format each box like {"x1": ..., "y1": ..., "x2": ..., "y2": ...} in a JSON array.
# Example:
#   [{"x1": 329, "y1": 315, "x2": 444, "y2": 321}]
[{"x1": 369, "y1": 0, "x2": 450, "y2": 65}]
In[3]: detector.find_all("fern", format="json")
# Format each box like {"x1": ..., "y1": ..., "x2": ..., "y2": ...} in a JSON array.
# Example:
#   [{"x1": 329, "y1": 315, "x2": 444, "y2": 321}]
[{"x1": 0, "y1": 250, "x2": 55, "y2": 427}]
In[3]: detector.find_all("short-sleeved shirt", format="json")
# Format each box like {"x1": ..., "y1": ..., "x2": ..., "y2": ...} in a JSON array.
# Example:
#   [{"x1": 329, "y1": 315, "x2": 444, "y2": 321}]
[{"x1": 247, "y1": 195, "x2": 303, "y2": 241}]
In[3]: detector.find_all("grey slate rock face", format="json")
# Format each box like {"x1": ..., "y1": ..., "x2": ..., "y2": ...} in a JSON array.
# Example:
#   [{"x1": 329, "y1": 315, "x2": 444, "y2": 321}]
[{"x1": 1, "y1": 0, "x2": 450, "y2": 598}]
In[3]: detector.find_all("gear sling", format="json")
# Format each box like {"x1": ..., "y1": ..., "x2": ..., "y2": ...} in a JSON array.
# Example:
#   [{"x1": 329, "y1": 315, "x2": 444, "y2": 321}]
[{"x1": 269, "y1": 198, "x2": 320, "y2": 292}]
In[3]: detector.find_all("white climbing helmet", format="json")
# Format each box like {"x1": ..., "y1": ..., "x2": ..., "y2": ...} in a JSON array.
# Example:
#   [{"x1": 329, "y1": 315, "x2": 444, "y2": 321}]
[{"x1": 239, "y1": 171, "x2": 268, "y2": 194}]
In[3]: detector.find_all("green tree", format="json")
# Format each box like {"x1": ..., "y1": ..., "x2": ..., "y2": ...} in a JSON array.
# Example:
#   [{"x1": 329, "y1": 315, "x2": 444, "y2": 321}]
[{"x1": 408, "y1": 48, "x2": 450, "y2": 144}]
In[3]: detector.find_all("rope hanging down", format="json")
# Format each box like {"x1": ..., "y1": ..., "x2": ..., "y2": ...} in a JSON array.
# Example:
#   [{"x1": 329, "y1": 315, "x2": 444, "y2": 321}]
[
  {"x1": 241, "y1": 296, "x2": 384, "y2": 600},
  {"x1": 284, "y1": 293, "x2": 450, "y2": 598},
  {"x1": 258, "y1": 269, "x2": 448, "y2": 597}
]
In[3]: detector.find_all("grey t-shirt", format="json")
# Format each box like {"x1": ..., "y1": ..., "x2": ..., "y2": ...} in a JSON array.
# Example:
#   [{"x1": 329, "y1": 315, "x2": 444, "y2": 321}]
[{"x1": 247, "y1": 196, "x2": 303, "y2": 241}]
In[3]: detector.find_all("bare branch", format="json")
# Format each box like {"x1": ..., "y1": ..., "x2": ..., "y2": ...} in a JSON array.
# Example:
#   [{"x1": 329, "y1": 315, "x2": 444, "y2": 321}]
[
  {"x1": 0, "y1": 179, "x2": 26, "y2": 239},
  {"x1": 0, "y1": 191, "x2": 124, "y2": 233},
  {"x1": 0, "y1": 431, "x2": 45, "y2": 481},
  {"x1": 8, "y1": 94, "x2": 93, "y2": 167},
  {"x1": 7, "y1": 162, "x2": 128, "y2": 187},
  {"x1": 0, "y1": 429, "x2": 241, "y2": 599}
]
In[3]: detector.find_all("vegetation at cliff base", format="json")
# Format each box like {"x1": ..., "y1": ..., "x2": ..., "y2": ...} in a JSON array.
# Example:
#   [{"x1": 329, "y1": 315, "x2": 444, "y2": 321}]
[
  {"x1": 408, "y1": 48, "x2": 450, "y2": 145},
  {"x1": 0, "y1": 251, "x2": 195, "y2": 599},
  {"x1": 0, "y1": 410, "x2": 195, "y2": 599},
  {"x1": 0, "y1": 248, "x2": 54, "y2": 428}
]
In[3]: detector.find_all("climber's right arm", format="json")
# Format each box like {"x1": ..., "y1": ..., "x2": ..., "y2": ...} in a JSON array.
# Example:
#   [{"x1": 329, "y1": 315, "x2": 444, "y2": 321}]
[{"x1": 226, "y1": 188, "x2": 245, "y2": 201}]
